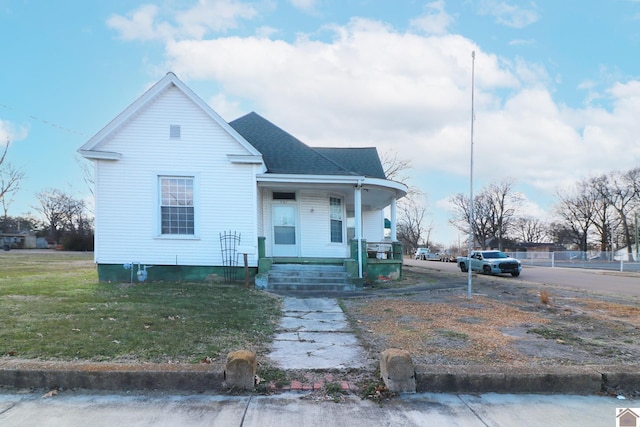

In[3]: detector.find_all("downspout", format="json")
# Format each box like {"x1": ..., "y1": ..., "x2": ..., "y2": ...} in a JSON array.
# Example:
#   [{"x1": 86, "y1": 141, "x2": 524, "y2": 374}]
[{"x1": 355, "y1": 181, "x2": 363, "y2": 278}]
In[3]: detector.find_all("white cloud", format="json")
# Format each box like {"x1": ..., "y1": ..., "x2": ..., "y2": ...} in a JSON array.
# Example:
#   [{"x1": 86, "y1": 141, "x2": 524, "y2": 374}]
[
  {"x1": 208, "y1": 93, "x2": 245, "y2": 120},
  {"x1": 107, "y1": 0, "x2": 258, "y2": 41},
  {"x1": 159, "y1": 16, "x2": 640, "y2": 196},
  {"x1": 107, "y1": 4, "x2": 170, "y2": 41},
  {"x1": 410, "y1": 0, "x2": 454, "y2": 35},
  {"x1": 289, "y1": 0, "x2": 319, "y2": 14},
  {"x1": 0, "y1": 119, "x2": 29, "y2": 143},
  {"x1": 176, "y1": 0, "x2": 258, "y2": 38},
  {"x1": 478, "y1": 0, "x2": 538, "y2": 28},
  {"x1": 110, "y1": 7, "x2": 640, "y2": 229}
]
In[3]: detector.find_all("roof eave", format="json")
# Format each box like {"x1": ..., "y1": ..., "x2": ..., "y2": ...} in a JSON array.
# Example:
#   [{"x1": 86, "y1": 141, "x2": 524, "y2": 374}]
[
  {"x1": 78, "y1": 150, "x2": 122, "y2": 160},
  {"x1": 257, "y1": 174, "x2": 407, "y2": 198}
]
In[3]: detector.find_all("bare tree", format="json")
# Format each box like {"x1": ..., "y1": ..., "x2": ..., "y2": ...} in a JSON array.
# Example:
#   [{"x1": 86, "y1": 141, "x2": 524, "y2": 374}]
[
  {"x1": 591, "y1": 169, "x2": 640, "y2": 257},
  {"x1": 380, "y1": 149, "x2": 432, "y2": 251},
  {"x1": 381, "y1": 149, "x2": 412, "y2": 185},
  {"x1": 449, "y1": 192, "x2": 494, "y2": 250},
  {"x1": 485, "y1": 179, "x2": 523, "y2": 250},
  {"x1": 449, "y1": 179, "x2": 522, "y2": 250},
  {"x1": 0, "y1": 140, "x2": 25, "y2": 229},
  {"x1": 513, "y1": 216, "x2": 549, "y2": 243},
  {"x1": 396, "y1": 195, "x2": 431, "y2": 253},
  {"x1": 76, "y1": 155, "x2": 94, "y2": 197},
  {"x1": 583, "y1": 176, "x2": 616, "y2": 252},
  {"x1": 34, "y1": 188, "x2": 92, "y2": 244},
  {"x1": 547, "y1": 221, "x2": 579, "y2": 247},
  {"x1": 554, "y1": 180, "x2": 598, "y2": 252}
]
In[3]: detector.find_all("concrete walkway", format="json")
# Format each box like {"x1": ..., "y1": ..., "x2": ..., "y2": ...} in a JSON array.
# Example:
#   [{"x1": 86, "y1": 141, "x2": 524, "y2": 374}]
[{"x1": 267, "y1": 297, "x2": 371, "y2": 370}]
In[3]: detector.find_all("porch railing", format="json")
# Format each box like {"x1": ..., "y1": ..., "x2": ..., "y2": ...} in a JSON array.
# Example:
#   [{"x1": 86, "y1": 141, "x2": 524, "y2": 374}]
[{"x1": 366, "y1": 242, "x2": 395, "y2": 259}]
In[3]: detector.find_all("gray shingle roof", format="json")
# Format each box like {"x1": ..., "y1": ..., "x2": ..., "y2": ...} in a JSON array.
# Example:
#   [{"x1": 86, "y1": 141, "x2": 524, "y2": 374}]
[
  {"x1": 229, "y1": 112, "x2": 385, "y2": 178},
  {"x1": 314, "y1": 147, "x2": 386, "y2": 179}
]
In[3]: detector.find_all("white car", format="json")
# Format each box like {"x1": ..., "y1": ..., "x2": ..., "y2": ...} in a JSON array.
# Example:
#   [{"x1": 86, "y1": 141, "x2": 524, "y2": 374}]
[
  {"x1": 414, "y1": 248, "x2": 430, "y2": 260},
  {"x1": 414, "y1": 248, "x2": 439, "y2": 260}
]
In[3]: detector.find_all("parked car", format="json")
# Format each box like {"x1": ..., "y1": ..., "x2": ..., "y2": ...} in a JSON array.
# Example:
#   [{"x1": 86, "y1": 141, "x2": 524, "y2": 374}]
[
  {"x1": 457, "y1": 250, "x2": 522, "y2": 277},
  {"x1": 414, "y1": 248, "x2": 439, "y2": 260}
]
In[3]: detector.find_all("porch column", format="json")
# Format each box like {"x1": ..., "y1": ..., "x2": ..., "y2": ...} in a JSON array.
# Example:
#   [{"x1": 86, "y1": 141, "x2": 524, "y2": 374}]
[
  {"x1": 390, "y1": 197, "x2": 397, "y2": 241},
  {"x1": 355, "y1": 182, "x2": 363, "y2": 278}
]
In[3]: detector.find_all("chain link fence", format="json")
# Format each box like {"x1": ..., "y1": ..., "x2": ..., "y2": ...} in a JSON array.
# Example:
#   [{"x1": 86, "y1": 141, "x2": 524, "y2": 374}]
[{"x1": 506, "y1": 250, "x2": 640, "y2": 272}]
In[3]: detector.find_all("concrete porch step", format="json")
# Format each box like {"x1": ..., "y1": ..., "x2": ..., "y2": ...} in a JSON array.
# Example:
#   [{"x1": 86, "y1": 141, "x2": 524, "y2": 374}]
[{"x1": 266, "y1": 264, "x2": 355, "y2": 292}]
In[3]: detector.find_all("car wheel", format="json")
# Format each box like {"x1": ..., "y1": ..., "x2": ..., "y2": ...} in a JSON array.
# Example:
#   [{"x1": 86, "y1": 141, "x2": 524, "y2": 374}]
[
  {"x1": 459, "y1": 263, "x2": 467, "y2": 272},
  {"x1": 483, "y1": 265, "x2": 491, "y2": 274},
  {"x1": 511, "y1": 272, "x2": 520, "y2": 277}
]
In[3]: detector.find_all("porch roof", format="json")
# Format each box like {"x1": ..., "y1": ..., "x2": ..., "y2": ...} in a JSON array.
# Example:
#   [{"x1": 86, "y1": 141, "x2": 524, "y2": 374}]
[{"x1": 256, "y1": 174, "x2": 406, "y2": 210}]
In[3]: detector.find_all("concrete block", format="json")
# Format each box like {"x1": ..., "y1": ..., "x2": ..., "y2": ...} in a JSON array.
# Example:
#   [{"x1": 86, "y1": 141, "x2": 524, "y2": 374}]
[
  {"x1": 380, "y1": 349, "x2": 416, "y2": 393},
  {"x1": 224, "y1": 350, "x2": 257, "y2": 390}
]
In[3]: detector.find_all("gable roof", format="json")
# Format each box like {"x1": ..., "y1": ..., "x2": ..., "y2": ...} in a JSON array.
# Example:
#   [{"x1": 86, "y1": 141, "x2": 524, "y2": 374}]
[
  {"x1": 229, "y1": 112, "x2": 386, "y2": 178},
  {"x1": 78, "y1": 72, "x2": 262, "y2": 160}
]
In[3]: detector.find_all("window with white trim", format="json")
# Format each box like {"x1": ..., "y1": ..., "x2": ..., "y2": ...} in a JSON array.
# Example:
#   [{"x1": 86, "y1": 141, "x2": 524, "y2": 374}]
[
  {"x1": 160, "y1": 176, "x2": 194, "y2": 235},
  {"x1": 330, "y1": 196, "x2": 343, "y2": 243}
]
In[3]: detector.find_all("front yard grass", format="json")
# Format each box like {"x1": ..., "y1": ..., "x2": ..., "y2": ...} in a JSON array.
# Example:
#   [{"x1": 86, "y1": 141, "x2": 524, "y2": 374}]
[{"x1": 0, "y1": 251, "x2": 281, "y2": 364}]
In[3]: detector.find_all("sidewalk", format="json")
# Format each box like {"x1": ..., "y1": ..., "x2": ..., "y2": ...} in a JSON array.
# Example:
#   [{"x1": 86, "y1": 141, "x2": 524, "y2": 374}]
[{"x1": 0, "y1": 390, "x2": 624, "y2": 427}]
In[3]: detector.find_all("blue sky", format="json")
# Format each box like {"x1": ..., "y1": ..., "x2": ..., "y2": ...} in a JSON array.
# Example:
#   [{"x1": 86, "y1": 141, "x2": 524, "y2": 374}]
[{"x1": 1, "y1": 0, "x2": 640, "y2": 245}]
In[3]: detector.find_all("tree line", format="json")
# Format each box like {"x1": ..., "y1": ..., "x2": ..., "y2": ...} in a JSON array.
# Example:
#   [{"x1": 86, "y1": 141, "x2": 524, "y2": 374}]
[
  {"x1": 387, "y1": 145, "x2": 640, "y2": 256},
  {"x1": 449, "y1": 168, "x2": 640, "y2": 256},
  {"x1": 1, "y1": 140, "x2": 93, "y2": 250}
]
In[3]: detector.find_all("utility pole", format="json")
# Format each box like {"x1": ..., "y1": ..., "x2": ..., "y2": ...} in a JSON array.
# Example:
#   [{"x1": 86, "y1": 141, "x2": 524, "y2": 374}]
[{"x1": 468, "y1": 50, "x2": 476, "y2": 300}]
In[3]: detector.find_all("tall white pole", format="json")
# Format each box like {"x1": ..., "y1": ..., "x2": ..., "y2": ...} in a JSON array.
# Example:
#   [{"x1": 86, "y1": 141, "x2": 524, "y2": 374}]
[{"x1": 467, "y1": 51, "x2": 476, "y2": 300}]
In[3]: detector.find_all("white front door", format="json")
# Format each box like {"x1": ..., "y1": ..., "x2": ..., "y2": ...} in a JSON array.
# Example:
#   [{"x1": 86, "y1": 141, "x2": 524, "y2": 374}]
[{"x1": 272, "y1": 204, "x2": 298, "y2": 257}]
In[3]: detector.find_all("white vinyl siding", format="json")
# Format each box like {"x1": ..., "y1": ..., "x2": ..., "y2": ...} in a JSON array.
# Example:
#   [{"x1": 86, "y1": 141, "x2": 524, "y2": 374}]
[
  {"x1": 93, "y1": 86, "x2": 259, "y2": 266},
  {"x1": 362, "y1": 210, "x2": 385, "y2": 242}
]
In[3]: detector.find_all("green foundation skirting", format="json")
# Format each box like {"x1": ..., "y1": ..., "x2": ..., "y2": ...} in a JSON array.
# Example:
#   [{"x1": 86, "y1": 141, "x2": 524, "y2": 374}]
[
  {"x1": 97, "y1": 264, "x2": 257, "y2": 283},
  {"x1": 97, "y1": 258, "x2": 402, "y2": 285}
]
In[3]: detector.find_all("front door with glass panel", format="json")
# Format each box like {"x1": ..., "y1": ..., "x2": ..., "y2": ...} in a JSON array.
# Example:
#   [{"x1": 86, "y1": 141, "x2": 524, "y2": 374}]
[{"x1": 272, "y1": 204, "x2": 298, "y2": 257}]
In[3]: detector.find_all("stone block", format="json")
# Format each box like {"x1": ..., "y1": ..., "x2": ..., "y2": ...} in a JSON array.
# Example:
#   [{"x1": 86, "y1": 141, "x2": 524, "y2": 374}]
[
  {"x1": 224, "y1": 350, "x2": 257, "y2": 390},
  {"x1": 380, "y1": 348, "x2": 416, "y2": 393}
]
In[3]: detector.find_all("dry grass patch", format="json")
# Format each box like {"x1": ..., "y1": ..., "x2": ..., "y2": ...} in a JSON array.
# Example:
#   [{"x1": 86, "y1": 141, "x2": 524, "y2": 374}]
[
  {"x1": 351, "y1": 296, "x2": 550, "y2": 365},
  {"x1": 573, "y1": 299, "x2": 640, "y2": 324}
]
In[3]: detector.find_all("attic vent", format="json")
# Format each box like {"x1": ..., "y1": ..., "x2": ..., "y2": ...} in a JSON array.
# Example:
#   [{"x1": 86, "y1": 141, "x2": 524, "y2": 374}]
[{"x1": 170, "y1": 124, "x2": 181, "y2": 139}]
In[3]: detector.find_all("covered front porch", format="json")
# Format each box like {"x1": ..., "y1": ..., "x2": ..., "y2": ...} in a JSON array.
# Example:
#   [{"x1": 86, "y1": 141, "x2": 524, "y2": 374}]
[{"x1": 257, "y1": 174, "x2": 406, "y2": 285}]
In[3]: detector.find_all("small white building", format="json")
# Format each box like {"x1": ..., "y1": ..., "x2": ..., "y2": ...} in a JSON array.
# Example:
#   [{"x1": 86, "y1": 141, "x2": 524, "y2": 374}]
[{"x1": 78, "y1": 72, "x2": 407, "y2": 284}]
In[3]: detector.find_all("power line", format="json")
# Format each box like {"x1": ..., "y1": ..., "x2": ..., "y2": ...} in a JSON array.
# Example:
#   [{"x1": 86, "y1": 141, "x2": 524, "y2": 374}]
[{"x1": 0, "y1": 102, "x2": 88, "y2": 137}]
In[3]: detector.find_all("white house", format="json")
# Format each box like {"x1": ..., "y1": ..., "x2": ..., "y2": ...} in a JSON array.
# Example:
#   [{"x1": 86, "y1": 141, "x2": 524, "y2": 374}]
[{"x1": 78, "y1": 72, "x2": 407, "y2": 285}]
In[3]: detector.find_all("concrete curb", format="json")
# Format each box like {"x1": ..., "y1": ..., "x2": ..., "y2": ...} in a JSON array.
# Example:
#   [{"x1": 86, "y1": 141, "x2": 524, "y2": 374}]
[
  {"x1": 0, "y1": 359, "x2": 224, "y2": 392},
  {"x1": 1, "y1": 359, "x2": 638, "y2": 395},
  {"x1": 415, "y1": 365, "x2": 640, "y2": 394}
]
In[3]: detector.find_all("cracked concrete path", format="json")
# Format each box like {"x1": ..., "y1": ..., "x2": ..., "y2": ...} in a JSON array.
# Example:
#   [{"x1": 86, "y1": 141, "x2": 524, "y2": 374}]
[{"x1": 267, "y1": 297, "x2": 370, "y2": 370}]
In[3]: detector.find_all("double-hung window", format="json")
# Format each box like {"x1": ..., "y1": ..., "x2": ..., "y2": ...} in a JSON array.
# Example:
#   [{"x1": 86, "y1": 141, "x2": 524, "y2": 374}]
[
  {"x1": 160, "y1": 176, "x2": 194, "y2": 235},
  {"x1": 330, "y1": 196, "x2": 343, "y2": 243}
]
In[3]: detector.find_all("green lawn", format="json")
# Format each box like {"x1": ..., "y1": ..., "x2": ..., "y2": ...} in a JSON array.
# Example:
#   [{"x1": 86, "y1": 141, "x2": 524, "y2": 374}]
[{"x1": 0, "y1": 251, "x2": 282, "y2": 364}]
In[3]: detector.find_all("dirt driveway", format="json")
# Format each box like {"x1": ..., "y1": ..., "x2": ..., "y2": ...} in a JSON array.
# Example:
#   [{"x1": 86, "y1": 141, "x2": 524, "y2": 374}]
[{"x1": 341, "y1": 263, "x2": 640, "y2": 367}]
